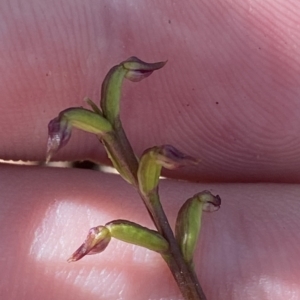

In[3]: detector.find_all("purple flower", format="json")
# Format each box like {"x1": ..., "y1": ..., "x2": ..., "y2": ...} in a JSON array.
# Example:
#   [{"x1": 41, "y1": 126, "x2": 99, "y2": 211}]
[{"x1": 46, "y1": 116, "x2": 71, "y2": 163}]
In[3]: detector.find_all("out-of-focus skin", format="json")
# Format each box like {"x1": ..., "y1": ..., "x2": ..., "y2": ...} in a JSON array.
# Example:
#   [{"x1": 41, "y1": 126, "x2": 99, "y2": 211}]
[{"x1": 1, "y1": 1, "x2": 300, "y2": 299}]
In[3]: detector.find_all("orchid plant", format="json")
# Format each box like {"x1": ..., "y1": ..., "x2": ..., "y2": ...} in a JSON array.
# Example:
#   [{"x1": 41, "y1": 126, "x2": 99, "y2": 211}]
[{"x1": 46, "y1": 57, "x2": 221, "y2": 300}]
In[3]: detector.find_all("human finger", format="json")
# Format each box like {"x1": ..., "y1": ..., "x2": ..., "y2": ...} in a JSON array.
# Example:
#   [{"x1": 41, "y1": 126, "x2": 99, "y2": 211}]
[
  {"x1": 1, "y1": 1, "x2": 300, "y2": 182},
  {"x1": 1, "y1": 164, "x2": 299, "y2": 299}
]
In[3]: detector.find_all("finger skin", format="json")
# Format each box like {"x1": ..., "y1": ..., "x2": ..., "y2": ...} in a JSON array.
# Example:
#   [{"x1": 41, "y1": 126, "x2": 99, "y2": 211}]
[
  {"x1": 0, "y1": 164, "x2": 299, "y2": 300},
  {"x1": 1, "y1": 0, "x2": 300, "y2": 182}
]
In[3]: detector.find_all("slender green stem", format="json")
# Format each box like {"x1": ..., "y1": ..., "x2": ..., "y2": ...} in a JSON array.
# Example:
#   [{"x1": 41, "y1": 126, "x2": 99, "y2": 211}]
[
  {"x1": 101, "y1": 131, "x2": 207, "y2": 300},
  {"x1": 113, "y1": 117, "x2": 139, "y2": 178},
  {"x1": 140, "y1": 190, "x2": 206, "y2": 300},
  {"x1": 101, "y1": 131, "x2": 139, "y2": 186}
]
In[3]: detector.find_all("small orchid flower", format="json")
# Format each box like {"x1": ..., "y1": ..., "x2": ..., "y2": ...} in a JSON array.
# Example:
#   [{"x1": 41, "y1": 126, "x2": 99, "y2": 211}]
[
  {"x1": 68, "y1": 220, "x2": 168, "y2": 263},
  {"x1": 137, "y1": 145, "x2": 199, "y2": 196},
  {"x1": 46, "y1": 107, "x2": 113, "y2": 162},
  {"x1": 175, "y1": 191, "x2": 221, "y2": 266}
]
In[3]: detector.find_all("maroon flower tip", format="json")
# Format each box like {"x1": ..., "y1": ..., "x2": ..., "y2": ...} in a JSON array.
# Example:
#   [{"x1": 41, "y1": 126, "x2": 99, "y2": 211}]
[
  {"x1": 67, "y1": 242, "x2": 88, "y2": 262},
  {"x1": 195, "y1": 191, "x2": 221, "y2": 212},
  {"x1": 46, "y1": 117, "x2": 71, "y2": 163},
  {"x1": 67, "y1": 226, "x2": 111, "y2": 263},
  {"x1": 156, "y1": 145, "x2": 200, "y2": 169},
  {"x1": 123, "y1": 56, "x2": 167, "y2": 82}
]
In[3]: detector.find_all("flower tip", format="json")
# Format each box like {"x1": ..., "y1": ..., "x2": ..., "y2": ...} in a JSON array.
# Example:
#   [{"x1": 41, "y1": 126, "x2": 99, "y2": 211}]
[
  {"x1": 198, "y1": 192, "x2": 221, "y2": 212},
  {"x1": 67, "y1": 257, "x2": 76, "y2": 263},
  {"x1": 125, "y1": 56, "x2": 167, "y2": 69},
  {"x1": 186, "y1": 156, "x2": 200, "y2": 166},
  {"x1": 67, "y1": 226, "x2": 111, "y2": 262},
  {"x1": 45, "y1": 136, "x2": 60, "y2": 163},
  {"x1": 156, "y1": 59, "x2": 168, "y2": 70},
  {"x1": 67, "y1": 243, "x2": 87, "y2": 262},
  {"x1": 203, "y1": 202, "x2": 221, "y2": 212},
  {"x1": 123, "y1": 57, "x2": 167, "y2": 82},
  {"x1": 46, "y1": 116, "x2": 72, "y2": 161},
  {"x1": 45, "y1": 151, "x2": 52, "y2": 164},
  {"x1": 157, "y1": 145, "x2": 200, "y2": 169}
]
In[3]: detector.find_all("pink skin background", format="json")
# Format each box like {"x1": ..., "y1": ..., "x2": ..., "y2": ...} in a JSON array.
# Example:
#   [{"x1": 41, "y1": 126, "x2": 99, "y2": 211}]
[{"x1": 1, "y1": 0, "x2": 300, "y2": 299}]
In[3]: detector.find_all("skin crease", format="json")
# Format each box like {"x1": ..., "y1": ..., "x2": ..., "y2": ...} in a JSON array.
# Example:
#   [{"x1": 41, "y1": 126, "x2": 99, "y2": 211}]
[{"x1": 0, "y1": 0, "x2": 300, "y2": 299}]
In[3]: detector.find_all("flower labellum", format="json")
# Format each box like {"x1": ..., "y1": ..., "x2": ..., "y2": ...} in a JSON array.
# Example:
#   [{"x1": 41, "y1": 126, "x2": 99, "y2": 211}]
[{"x1": 67, "y1": 226, "x2": 111, "y2": 262}]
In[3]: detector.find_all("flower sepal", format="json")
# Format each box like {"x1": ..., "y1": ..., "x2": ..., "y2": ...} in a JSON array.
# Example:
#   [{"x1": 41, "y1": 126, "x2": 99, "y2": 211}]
[{"x1": 175, "y1": 191, "x2": 221, "y2": 266}]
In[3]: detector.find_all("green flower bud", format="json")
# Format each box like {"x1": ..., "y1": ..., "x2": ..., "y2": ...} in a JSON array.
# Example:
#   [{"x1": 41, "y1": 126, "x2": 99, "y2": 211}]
[
  {"x1": 106, "y1": 220, "x2": 169, "y2": 253},
  {"x1": 175, "y1": 191, "x2": 221, "y2": 265},
  {"x1": 100, "y1": 65, "x2": 127, "y2": 124},
  {"x1": 137, "y1": 148, "x2": 162, "y2": 196},
  {"x1": 100, "y1": 57, "x2": 166, "y2": 125},
  {"x1": 137, "y1": 145, "x2": 199, "y2": 195}
]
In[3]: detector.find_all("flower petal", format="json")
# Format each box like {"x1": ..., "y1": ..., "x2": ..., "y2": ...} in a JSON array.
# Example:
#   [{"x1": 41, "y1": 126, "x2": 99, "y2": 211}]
[{"x1": 67, "y1": 226, "x2": 111, "y2": 262}]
